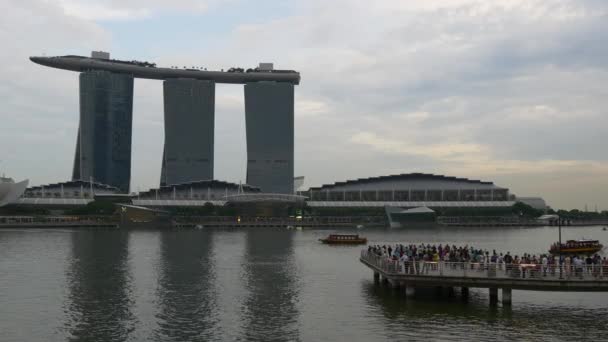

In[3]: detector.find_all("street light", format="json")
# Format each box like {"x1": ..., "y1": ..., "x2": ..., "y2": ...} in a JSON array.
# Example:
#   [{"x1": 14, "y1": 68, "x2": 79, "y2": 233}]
[
  {"x1": 558, "y1": 214, "x2": 562, "y2": 257},
  {"x1": 557, "y1": 214, "x2": 563, "y2": 279}
]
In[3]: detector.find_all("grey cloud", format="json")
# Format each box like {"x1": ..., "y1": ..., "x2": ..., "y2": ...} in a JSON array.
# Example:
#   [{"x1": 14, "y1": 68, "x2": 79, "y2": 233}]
[
  {"x1": 0, "y1": 0, "x2": 109, "y2": 184},
  {"x1": 56, "y1": 0, "x2": 218, "y2": 20},
  {"x1": 2, "y1": 0, "x2": 608, "y2": 209},
  {"x1": 214, "y1": 0, "x2": 608, "y2": 208}
]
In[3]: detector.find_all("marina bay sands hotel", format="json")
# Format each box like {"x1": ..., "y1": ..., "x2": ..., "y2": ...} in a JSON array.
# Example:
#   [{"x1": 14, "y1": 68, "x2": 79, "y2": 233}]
[{"x1": 30, "y1": 51, "x2": 300, "y2": 194}]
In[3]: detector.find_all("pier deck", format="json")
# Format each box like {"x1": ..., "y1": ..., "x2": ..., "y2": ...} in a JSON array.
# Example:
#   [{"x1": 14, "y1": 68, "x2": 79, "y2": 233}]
[{"x1": 360, "y1": 251, "x2": 608, "y2": 305}]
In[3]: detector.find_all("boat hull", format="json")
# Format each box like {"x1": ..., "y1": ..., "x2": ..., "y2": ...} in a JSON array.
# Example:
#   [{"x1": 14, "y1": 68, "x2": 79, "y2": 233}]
[
  {"x1": 319, "y1": 239, "x2": 367, "y2": 245},
  {"x1": 549, "y1": 246, "x2": 603, "y2": 255}
]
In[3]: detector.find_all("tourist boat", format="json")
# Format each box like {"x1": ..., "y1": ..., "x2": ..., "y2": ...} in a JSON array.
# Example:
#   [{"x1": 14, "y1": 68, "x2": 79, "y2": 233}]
[
  {"x1": 549, "y1": 239, "x2": 603, "y2": 255},
  {"x1": 319, "y1": 234, "x2": 367, "y2": 245}
]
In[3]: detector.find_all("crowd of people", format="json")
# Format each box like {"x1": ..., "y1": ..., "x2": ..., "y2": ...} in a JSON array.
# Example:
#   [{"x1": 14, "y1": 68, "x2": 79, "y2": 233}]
[{"x1": 366, "y1": 243, "x2": 608, "y2": 278}]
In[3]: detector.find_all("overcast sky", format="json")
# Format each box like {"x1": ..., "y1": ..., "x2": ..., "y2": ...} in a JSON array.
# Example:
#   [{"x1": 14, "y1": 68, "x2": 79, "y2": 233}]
[{"x1": 1, "y1": 0, "x2": 607, "y2": 210}]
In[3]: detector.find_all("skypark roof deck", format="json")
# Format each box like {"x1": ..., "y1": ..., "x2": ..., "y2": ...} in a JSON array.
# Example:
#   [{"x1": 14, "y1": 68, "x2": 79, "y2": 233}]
[{"x1": 30, "y1": 55, "x2": 301, "y2": 85}]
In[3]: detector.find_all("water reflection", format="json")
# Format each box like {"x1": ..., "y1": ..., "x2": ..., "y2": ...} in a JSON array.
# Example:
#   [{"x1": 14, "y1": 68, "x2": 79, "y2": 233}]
[
  {"x1": 154, "y1": 230, "x2": 219, "y2": 341},
  {"x1": 362, "y1": 282, "x2": 608, "y2": 341},
  {"x1": 241, "y1": 229, "x2": 300, "y2": 341},
  {"x1": 64, "y1": 230, "x2": 136, "y2": 341}
]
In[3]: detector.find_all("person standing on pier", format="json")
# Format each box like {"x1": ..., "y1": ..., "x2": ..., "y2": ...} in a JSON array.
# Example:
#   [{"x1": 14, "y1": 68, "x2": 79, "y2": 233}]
[{"x1": 504, "y1": 252, "x2": 513, "y2": 272}]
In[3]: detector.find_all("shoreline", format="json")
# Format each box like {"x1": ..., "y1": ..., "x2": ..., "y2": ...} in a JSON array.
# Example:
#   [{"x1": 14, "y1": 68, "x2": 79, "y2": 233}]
[{"x1": 0, "y1": 221, "x2": 606, "y2": 229}]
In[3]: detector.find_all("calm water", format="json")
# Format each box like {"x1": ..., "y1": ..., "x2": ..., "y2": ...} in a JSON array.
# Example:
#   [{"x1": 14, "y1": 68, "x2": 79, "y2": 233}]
[{"x1": 1, "y1": 226, "x2": 607, "y2": 341}]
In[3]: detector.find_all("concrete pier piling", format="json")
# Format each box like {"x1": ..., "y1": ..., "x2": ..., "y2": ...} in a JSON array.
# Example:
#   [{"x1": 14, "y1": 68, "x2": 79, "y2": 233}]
[
  {"x1": 461, "y1": 287, "x2": 470, "y2": 298},
  {"x1": 502, "y1": 288, "x2": 512, "y2": 305},
  {"x1": 489, "y1": 288, "x2": 498, "y2": 304}
]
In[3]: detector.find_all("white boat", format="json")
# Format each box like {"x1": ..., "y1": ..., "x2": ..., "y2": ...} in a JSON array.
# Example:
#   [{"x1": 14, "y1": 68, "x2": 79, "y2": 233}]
[{"x1": 0, "y1": 176, "x2": 29, "y2": 207}]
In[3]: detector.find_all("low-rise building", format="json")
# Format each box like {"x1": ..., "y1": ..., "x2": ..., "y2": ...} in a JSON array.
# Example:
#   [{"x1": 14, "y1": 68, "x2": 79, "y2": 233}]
[{"x1": 302, "y1": 173, "x2": 511, "y2": 206}]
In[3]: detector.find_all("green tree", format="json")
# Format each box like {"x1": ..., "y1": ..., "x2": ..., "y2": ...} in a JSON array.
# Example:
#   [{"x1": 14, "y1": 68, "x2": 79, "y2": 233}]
[
  {"x1": 65, "y1": 200, "x2": 117, "y2": 216},
  {"x1": 512, "y1": 202, "x2": 543, "y2": 218}
]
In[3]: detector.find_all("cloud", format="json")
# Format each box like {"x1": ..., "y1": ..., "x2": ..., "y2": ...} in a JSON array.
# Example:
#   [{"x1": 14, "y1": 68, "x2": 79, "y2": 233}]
[
  {"x1": 348, "y1": 130, "x2": 608, "y2": 177},
  {"x1": 55, "y1": 0, "x2": 213, "y2": 20},
  {"x1": 0, "y1": 0, "x2": 110, "y2": 183},
  {"x1": 2, "y1": 0, "x2": 608, "y2": 209},
  {"x1": 295, "y1": 99, "x2": 331, "y2": 118},
  {"x1": 350, "y1": 131, "x2": 486, "y2": 160}
]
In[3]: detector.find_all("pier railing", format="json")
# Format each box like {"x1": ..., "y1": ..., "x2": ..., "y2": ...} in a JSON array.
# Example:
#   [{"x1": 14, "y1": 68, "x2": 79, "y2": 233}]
[{"x1": 361, "y1": 250, "x2": 608, "y2": 281}]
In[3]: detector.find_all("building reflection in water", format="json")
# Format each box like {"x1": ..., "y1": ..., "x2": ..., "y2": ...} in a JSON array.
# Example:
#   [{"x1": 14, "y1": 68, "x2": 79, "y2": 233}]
[
  {"x1": 64, "y1": 230, "x2": 136, "y2": 341},
  {"x1": 241, "y1": 229, "x2": 300, "y2": 341},
  {"x1": 154, "y1": 230, "x2": 219, "y2": 341}
]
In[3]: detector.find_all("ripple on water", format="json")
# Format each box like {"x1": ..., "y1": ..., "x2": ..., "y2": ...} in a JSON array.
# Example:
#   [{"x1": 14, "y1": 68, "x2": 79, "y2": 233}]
[{"x1": 1, "y1": 227, "x2": 608, "y2": 341}]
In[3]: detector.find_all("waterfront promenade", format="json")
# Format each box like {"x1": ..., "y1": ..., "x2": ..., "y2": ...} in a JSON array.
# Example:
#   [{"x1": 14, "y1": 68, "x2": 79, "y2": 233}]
[
  {"x1": 0, "y1": 215, "x2": 373, "y2": 229},
  {"x1": 360, "y1": 250, "x2": 608, "y2": 305},
  {"x1": 0, "y1": 216, "x2": 117, "y2": 228}
]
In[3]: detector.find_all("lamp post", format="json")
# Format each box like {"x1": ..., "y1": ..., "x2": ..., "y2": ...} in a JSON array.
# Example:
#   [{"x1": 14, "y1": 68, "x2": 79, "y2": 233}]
[
  {"x1": 558, "y1": 214, "x2": 562, "y2": 257},
  {"x1": 558, "y1": 214, "x2": 563, "y2": 279}
]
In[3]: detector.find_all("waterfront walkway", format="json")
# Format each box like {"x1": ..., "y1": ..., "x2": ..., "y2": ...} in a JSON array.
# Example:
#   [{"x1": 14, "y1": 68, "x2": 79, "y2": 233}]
[
  {"x1": 360, "y1": 250, "x2": 608, "y2": 305},
  {"x1": 0, "y1": 216, "x2": 117, "y2": 228}
]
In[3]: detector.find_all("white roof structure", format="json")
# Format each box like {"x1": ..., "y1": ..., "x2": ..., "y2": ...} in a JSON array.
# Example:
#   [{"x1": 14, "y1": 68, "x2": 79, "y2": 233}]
[
  {"x1": 294, "y1": 176, "x2": 305, "y2": 192},
  {"x1": 117, "y1": 204, "x2": 169, "y2": 214},
  {"x1": 397, "y1": 206, "x2": 435, "y2": 214},
  {"x1": 0, "y1": 179, "x2": 28, "y2": 207}
]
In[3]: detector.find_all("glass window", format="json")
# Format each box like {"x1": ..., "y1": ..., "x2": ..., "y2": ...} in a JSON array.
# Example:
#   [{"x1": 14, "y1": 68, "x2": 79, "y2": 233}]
[
  {"x1": 444, "y1": 190, "x2": 458, "y2": 201},
  {"x1": 345, "y1": 191, "x2": 360, "y2": 201},
  {"x1": 394, "y1": 191, "x2": 409, "y2": 201},
  {"x1": 411, "y1": 190, "x2": 426, "y2": 201}
]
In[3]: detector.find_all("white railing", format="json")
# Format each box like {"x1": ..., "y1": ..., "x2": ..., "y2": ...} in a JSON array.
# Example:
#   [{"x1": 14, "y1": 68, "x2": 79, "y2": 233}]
[{"x1": 361, "y1": 250, "x2": 608, "y2": 281}]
